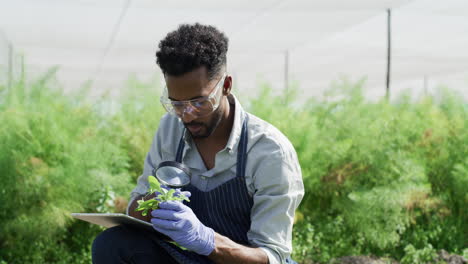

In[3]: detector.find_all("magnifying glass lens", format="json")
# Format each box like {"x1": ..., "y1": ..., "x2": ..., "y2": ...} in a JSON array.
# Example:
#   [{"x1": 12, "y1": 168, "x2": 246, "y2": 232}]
[{"x1": 154, "y1": 161, "x2": 191, "y2": 188}]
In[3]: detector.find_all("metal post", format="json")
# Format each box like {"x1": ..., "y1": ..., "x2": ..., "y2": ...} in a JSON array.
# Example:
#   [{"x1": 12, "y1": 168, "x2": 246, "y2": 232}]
[
  {"x1": 386, "y1": 9, "x2": 392, "y2": 100},
  {"x1": 7, "y1": 42, "x2": 13, "y2": 92},
  {"x1": 424, "y1": 75, "x2": 427, "y2": 94},
  {"x1": 284, "y1": 49, "x2": 289, "y2": 102}
]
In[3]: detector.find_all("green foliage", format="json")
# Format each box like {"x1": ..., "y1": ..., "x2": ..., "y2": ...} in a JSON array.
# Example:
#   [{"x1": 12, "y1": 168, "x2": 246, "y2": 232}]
[
  {"x1": 292, "y1": 215, "x2": 368, "y2": 263},
  {"x1": 247, "y1": 80, "x2": 467, "y2": 263},
  {"x1": 0, "y1": 71, "x2": 156, "y2": 262},
  {"x1": 104, "y1": 74, "x2": 166, "y2": 181},
  {"x1": 401, "y1": 244, "x2": 438, "y2": 264},
  {"x1": 135, "y1": 176, "x2": 190, "y2": 216},
  {"x1": 0, "y1": 69, "x2": 466, "y2": 263}
]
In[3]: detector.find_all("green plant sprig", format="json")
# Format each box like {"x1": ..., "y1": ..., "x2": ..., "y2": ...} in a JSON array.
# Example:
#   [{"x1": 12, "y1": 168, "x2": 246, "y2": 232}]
[{"x1": 135, "y1": 175, "x2": 190, "y2": 216}]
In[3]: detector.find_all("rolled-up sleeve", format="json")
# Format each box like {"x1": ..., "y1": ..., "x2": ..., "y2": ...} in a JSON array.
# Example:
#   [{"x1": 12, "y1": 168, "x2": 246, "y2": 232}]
[{"x1": 247, "y1": 149, "x2": 304, "y2": 264}]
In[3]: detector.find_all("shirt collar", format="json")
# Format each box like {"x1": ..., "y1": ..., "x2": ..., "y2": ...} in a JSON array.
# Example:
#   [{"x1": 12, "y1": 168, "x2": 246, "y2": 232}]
[{"x1": 225, "y1": 94, "x2": 244, "y2": 153}]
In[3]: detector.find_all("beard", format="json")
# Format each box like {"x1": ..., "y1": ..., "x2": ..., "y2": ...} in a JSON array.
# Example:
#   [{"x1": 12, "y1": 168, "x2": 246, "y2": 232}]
[{"x1": 184, "y1": 107, "x2": 223, "y2": 139}]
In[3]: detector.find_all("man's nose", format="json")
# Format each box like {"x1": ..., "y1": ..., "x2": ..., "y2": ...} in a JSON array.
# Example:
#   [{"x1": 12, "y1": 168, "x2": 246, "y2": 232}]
[{"x1": 180, "y1": 107, "x2": 197, "y2": 123}]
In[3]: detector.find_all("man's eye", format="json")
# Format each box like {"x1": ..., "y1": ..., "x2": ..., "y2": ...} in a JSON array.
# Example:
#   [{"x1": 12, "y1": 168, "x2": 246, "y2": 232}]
[
  {"x1": 171, "y1": 102, "x2": 185, "y2": 109},
  {"x1": 192, "y1": 101, "x2": 208, "y2": 108}
]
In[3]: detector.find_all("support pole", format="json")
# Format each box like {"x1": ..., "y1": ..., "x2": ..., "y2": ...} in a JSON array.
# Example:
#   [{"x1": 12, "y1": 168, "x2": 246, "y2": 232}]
[
  {"x1": 284, "y1": 49, "x2": 289, "y2": 102},
  {"x1": 7, "y1": 42, "x2": 13, "y2": 92},
  {"x1": 386, "y1": 9, "x2": 392, "y2": 100},
  {"x1": 423, "y1": 75, "x2": 428, "y2": 96}
]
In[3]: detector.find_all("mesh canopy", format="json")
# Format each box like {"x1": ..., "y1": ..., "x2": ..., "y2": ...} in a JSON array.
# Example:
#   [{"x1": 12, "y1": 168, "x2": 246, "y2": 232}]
[{"x1": 0, "y1": 0, "x2": 466, "y2": 100}]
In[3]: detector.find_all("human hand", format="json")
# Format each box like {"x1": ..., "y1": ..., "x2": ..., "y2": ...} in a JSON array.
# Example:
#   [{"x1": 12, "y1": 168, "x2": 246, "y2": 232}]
[
  {"x1": 151, "y1": 199, "x2": 215, "y2": 256},
  {"x1": 136, "y1": 183, "x2": 191, "y2": 217}
]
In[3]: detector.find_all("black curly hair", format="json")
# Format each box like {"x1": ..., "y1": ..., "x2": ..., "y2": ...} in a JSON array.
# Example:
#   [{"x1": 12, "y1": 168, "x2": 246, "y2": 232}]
[{"x1": 156, "y1": 23, "x2": 229, "y2": 80}]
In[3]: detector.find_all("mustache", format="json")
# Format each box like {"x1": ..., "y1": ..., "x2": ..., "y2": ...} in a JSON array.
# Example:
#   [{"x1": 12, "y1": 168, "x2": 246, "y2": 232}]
[{"x1": 184, "y1": 122, "x2": 204, "y2": 127}]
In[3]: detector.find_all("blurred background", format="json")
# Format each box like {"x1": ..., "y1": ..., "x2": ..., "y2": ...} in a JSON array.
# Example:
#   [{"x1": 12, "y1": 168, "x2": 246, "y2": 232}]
[
  {"x1": 0, "y1": 1, "x2": 467, "y2": 264},
  {"x1": 1, "y1": 0, "x2": 467, "y2": 100}
]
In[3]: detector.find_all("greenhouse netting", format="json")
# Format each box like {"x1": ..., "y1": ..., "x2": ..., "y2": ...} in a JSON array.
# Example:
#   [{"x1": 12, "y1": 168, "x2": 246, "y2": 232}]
[{"x1": 0, "y1": 0, "x2": 467, "y2": 100}]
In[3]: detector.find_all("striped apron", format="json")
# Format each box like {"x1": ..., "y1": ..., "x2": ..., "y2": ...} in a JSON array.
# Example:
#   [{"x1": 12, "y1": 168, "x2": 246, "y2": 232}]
[{"x1": 151, "y1": 113, "x2": 295, "y2": 264}]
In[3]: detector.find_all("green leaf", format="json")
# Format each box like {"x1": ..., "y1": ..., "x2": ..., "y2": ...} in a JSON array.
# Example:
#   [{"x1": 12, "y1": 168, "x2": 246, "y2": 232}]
[
  {"x1": 139, "y1": 200, "x2": 154, "y2": 206},
  {"x1": 136, "y1": 176, "x2": 192, "y2": 215},
  {"x1": 166, "y1": 189, "x2": 175, "y2": 198},
  {"x1": 148, "y1": 176, "x2": 161, "y2": 191}
]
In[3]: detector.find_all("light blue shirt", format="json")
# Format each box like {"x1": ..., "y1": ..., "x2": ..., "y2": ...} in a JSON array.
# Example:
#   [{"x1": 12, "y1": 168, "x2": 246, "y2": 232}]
[{"x1": 128, "y1": 94, "x2": 304, "y2": 264}]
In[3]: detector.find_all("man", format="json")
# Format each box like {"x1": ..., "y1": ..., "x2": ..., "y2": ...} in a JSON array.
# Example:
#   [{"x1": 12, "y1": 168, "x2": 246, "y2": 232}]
[{"x1": 92, "y1": 23, "x2": 304, "y2": 264}]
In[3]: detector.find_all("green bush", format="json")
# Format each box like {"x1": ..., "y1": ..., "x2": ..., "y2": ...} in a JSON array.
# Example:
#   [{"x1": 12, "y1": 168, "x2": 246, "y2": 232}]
[
  {"x1": 248, "y1": 80, "x2": 467, "y2": 263},
  {"x1": 400, "y1": 244, "x2": 438, "y2": 264},
  {"x1": 0, "y1": 69, "x2": 466, "y2": 263},
  {"x1": 0, "y1": 70, "x2": 144, "y2": 263}
]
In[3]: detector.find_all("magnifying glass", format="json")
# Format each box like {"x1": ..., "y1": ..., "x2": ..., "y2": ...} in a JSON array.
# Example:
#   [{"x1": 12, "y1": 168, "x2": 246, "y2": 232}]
[{"x1": 152, "y1": 161, "x2": 191, "y2": 188}]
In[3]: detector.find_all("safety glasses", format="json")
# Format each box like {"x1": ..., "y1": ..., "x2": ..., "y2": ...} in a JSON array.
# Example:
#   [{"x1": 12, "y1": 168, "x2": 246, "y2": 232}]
[{"x1": 160, "y1": 72, "x2": 227, "y2": 118}]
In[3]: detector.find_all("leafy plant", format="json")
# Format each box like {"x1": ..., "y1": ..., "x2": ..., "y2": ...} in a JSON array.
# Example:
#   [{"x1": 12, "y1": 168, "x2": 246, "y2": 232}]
[
  {"x1": 135, "y1": 176, "x2": 190, "y2": 216},
  {"x1": 1, "y1": 64, "x2": 466, "y2": 263},
  {"x1": 401, "y1": 244, "x2": 438, "y2": 264}
]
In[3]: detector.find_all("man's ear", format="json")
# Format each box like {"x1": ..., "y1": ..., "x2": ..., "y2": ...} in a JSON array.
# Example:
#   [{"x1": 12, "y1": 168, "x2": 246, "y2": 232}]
[{"x1": 223, "y1": 76, "x2": 233, "y2": 95}]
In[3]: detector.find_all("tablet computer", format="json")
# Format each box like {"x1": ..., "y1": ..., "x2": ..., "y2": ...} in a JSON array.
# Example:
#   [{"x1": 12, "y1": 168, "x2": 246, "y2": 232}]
[{"x1": 71, "y1": 213, "x2": 154, "y2": 232}]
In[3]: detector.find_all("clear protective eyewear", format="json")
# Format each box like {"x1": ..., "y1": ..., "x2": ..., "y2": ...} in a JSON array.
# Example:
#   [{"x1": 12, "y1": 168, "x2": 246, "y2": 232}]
[{"x1": 160, "y1": 72, "x2": 227, "y2": 118}]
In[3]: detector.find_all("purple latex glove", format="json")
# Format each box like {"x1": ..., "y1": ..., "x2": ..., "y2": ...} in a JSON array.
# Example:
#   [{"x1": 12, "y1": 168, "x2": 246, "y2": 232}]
[{"x1": 151, "y1": 199, "x2": 215, "y2": 256}]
